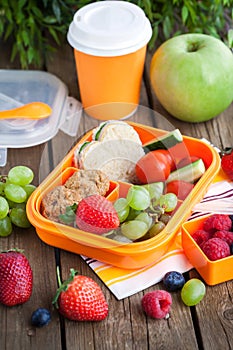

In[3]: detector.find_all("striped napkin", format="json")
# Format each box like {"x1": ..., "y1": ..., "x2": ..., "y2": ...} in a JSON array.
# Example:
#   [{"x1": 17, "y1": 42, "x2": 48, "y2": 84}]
[{"x1": 82, "y1": 173, "x2": 233, "y2": 300}]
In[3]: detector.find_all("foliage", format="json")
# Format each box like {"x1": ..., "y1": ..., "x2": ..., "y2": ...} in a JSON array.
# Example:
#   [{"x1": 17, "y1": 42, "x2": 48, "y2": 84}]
[
  {"x1": 0, "y1": 0, "x2": 81, "y2": 68},
  {"x1": 0, "y1": 0, "x2": 232, "y2": 68},
  {"x1": 136, "y1": 0, "x2": 233, "y2": 50}
]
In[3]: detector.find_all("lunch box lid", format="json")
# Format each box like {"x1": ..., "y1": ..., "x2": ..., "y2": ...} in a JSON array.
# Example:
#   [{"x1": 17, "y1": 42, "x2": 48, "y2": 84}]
[{"x1": 0, "y1": 70, "x2": 82, "y2": 166}]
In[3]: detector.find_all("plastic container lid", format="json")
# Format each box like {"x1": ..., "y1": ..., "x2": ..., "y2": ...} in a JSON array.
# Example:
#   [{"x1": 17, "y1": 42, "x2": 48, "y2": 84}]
[
  {"x1": 0, "y1": 70, "x2": 82, "y2": 166},
  {"x1": 67, "y1": 1, "x2": 152, "y2": 56}
]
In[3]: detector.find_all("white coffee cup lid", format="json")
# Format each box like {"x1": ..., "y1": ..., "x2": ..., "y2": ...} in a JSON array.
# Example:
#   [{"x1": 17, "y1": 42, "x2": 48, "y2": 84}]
[{"x1": 67, "y1": 1, "x2": 152, "y2": 56}]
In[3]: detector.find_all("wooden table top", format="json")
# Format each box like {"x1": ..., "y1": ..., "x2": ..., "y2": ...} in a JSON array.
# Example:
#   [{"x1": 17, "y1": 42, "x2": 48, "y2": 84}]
[{"x1": 0, "y1": 39, "x2": 233, "y2": 350}]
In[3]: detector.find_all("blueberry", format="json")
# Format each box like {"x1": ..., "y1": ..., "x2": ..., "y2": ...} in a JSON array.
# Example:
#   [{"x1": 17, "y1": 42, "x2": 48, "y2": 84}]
[
  {"x1": 229, "y1": 215, "x2": 233, "y2": 231},
  {"x1": 31, "y1": 308, "x2": 51, "y2": 327},
  {"x1": 230, "y1": 243, "x2": 233, "y2": 255},
  {"x1": 163, "y1": 271, "x2": 185, "y2": 292}
]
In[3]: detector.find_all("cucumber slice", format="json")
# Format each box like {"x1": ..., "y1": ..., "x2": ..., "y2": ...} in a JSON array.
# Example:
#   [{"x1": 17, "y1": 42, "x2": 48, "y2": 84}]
[
  {"x1": 166, "y1": 159, "x2": 206, "y2": 183},
  {"x1": 93, "y1": 122, "x2": 107, "y2": 140},
  {"x1": 78, "y1": 141, "x2": 91, "y2": 154},
  {"x1": 143, "y1": 129, "x2": 183, "y2": 152}
]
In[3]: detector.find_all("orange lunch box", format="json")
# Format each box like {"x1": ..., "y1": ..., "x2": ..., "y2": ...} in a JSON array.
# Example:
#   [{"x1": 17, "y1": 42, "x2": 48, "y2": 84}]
[
  {"x1": 27, "y1": 122, "x2": 221, "y2": 269},
  {"x1": 182, "y1": 215, "x2": 233, "y2": 285}
]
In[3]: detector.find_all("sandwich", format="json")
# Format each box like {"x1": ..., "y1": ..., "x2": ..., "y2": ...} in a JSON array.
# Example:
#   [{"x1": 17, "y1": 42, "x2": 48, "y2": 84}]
[
  {"x1": 74, "y1": 121, "x2": 145, "y2": 183},
  {"x1": 92, "y1": 120, "x2": 142, "y2": 144}
]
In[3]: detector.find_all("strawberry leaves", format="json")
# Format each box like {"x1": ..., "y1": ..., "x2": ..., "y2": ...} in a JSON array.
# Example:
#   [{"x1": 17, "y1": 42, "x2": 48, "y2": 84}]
[
  {"x1": 53, "y1": 267, "x2": 77, "y2": 308},
  {"x1": 53, "y1": 267, "x2": 108, "y2": 321},
  {"x1": 59, "y1": 203, "x2": 77, "y2": 225}
]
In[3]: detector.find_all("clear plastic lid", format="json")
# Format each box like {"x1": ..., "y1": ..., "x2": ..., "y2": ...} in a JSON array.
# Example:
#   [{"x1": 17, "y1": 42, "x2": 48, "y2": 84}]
[
  {"x1": 67, "y1": 1, "x2": 152, "y2": 56},
  {"x1": 0, "y1": 70, "x2": 82, "y2": 166}
]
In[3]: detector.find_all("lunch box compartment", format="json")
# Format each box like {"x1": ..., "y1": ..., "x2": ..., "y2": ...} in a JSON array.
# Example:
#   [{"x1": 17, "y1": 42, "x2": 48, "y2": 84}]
[
  {"x1": 27, "y1": 122, "x2": 221, "y2": 269},
  {"x1": 182, "y1": 215, "x2": 233, "y2": 285}
]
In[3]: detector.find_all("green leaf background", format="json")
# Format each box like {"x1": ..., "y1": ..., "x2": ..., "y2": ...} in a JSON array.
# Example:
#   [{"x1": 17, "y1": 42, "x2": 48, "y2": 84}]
[{"x1": 0, "y1": 0, "x2": 232, "y2": 68}]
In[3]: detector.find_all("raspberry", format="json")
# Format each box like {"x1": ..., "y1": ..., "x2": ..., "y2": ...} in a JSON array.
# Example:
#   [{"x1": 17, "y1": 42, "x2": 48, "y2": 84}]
[
  {"x1": 201, "y1": 238, "x2": 230, "y2": 261},
  {"x1": 213, "y1": 231, "x2": 233, "y2": 246},
  {"x1": 203, "y1": 214, "x2": 232, "y2": 234},
  {"x1": 192, "y1": 229, "x2": 211, "y2": 246},
  {"x1": 141, "y1": 290, "x2": 172, "y2": 319}
]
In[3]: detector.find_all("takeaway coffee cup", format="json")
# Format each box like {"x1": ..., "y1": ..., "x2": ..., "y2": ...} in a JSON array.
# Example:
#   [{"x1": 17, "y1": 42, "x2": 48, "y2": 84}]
[{"x1": 67, "y1": 1, "x2": 152, "y2": 120}]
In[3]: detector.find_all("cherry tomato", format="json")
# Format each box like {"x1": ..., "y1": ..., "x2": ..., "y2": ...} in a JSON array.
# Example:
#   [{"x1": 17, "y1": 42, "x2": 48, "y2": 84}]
[
  {"x1": 154, "y1": 149, "x2": 176, "y2": 171},
  {"x1": 135, "y1": 151, "x2": 171, "y2": 184},
  {"x1": 177, "y1": 156, "x2": 200, "y2": 169},
  {"x1": 165, "y1": 180, "x2": 194, "y2": 200}
]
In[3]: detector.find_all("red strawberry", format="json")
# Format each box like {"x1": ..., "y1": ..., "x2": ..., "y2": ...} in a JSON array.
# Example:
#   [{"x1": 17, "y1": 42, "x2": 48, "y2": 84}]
[
  {"x1": 53, "y1": 268, "x2": 108, "y2": 321},
  {"x1": 0, "y1": 249, "x2": 33, "y2": 306},
  {"x1": 76, "y1": 194, "x2": 120, "y2": 234},
  {"x1": 221, "y1": 149, "x2": 233, "y2": 180}
]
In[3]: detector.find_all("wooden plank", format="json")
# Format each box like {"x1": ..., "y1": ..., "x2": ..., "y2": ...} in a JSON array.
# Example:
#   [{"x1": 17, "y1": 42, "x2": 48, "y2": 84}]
[
  {"x1": 43, "y1": 43, "x2": 200, "y2": 350},
  {"x1": 187, "y1": 269, "x2": 233, "y2": 350},
  {"x1": 0, "y1": 147, "x2": 62, "y2": 350},
  {"x1": 197, "y1": 282, "x2": 233, "y2": 349},
  {"x1": 128, "y1": 284, "x2": 199, "y2": 350},
  {"x1": 58, "y1": 251, "x2": 199, "y2": 350},
  {"x1": 34, "y1": 40, "x2": 233, "y2": 350},
  {"x1": 147, "y1": 48, "x2": 233, "y2": 350},
  {"x1": 0, "y1": 40, "x2": 62, "y2": 350},
  {"x1": 1, "y1": 32, "x2": 232, "y2": 350}
]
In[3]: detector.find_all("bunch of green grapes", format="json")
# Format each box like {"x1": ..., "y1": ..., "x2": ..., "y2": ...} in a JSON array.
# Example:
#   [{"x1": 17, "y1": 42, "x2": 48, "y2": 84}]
[
  {"x1": 113, "y1": 184, "x2": 178, "y2": 242},
  {"x1": 0, "y1": 166, "x2": 36, "y2": 237}
]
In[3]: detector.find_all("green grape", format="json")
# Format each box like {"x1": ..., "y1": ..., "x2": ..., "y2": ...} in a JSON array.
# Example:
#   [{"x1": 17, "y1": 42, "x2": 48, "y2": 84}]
[
  {"x1": 112, "y1": 235, "x2": 132, "y2": 243},
  {"x1": 0, "y1": 216, "x2": 13, "y2": 237},
  {"x1": 8, "y1": 165, "x2": 34, "y2": 186},
  {"x1": 125, "y1": 207, "x2": 141, "y2": 221},
  {"x1": 148, "y1": 221, "x2": 166, "y2": 238},
  {"x1": 142, "y1": 182, "x2": 164, "y2": 200},
  {"x1": 23, "y1": 184, "x2": 36, "y2": 199},
  {"x1": 181, "y1": 278, "x2": 206, "y2": 306},
  {"x1": 0, "y1": 182, "x2": 5, "y2": 195},
  {"x1": 7, "y1": 200, "x2": 26, "y2": 210},
  {"x1": 126, "y1": 185, "x2": 151, "y2": 211},
  {"x1": 135, "y1": 212, "x2": 152, "y2": 229},
  {"x1": 114, "y1": 198, "x2": 130, "y2": 223},
  {"x1": 160, "y1": 213, "x2": 172, "y2": 225},
  {"x1": 0, "y1": 196, "x2": 9, "y2": 219},
  {"x1": 158, "y1": 193, "x2": 178, "y2": 212},
  {"x1": 4, "y1": 184, "x2": 27, "y2": 203},
  {"x1": 121, "y1": 220, "x2": 148, "y2": 240},
  {"x1": 9, "y1": 208, "x2": 31, "y2": 228}
]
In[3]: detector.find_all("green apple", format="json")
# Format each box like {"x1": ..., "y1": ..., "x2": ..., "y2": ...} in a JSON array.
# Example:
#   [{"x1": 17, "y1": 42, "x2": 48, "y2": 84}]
[{"x1": 150, "y1": 33, "x2": 233, "y2": 122}]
